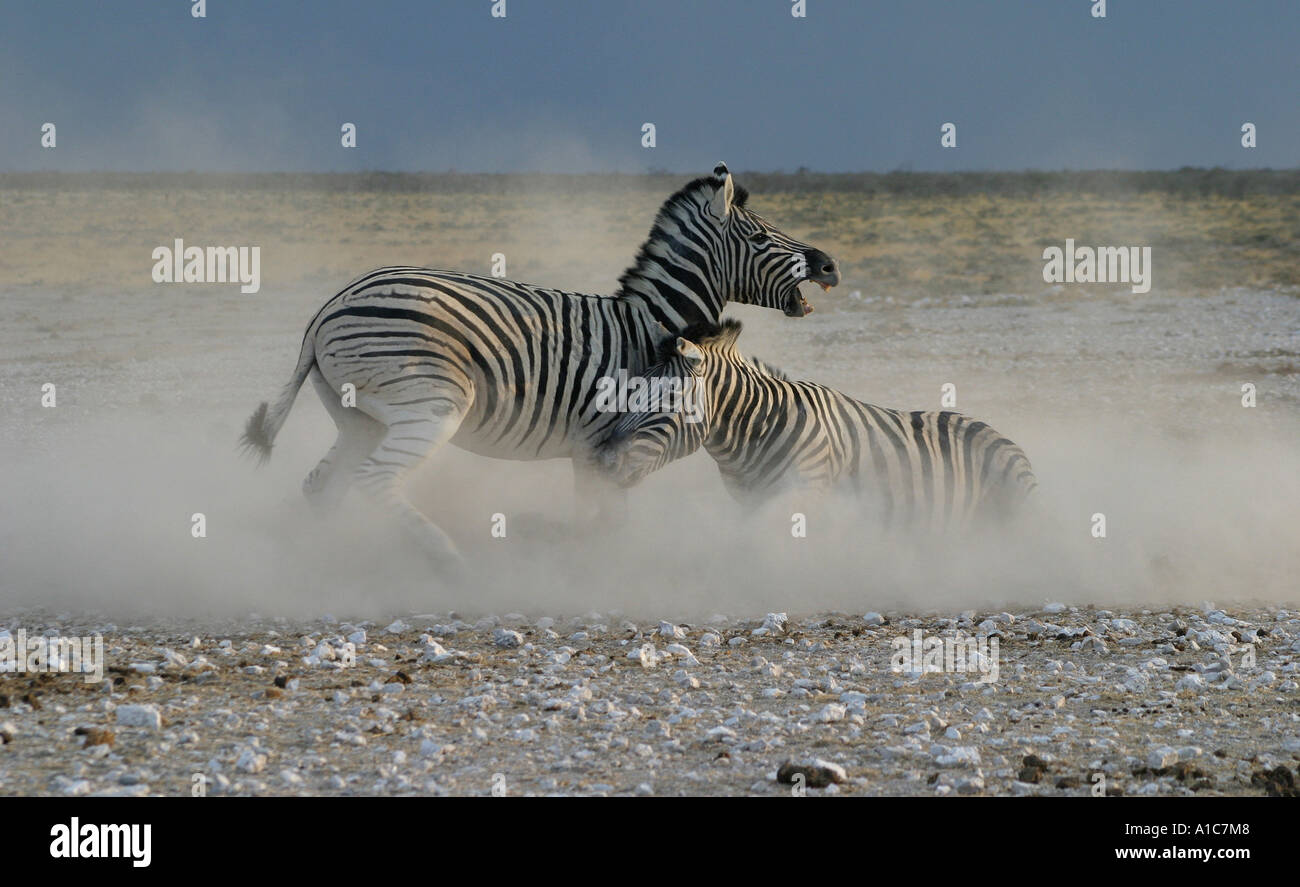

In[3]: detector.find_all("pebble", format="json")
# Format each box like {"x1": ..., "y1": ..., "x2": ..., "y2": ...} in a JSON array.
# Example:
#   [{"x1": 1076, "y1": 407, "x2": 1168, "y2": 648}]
[
  {"x1": 493, "y1": 629, "x2": 524, "y2": 649},
  {"x1": 664, "y1": 643, "x2": 698, "y2": 665},
  {"x1": 629, "y1": 643, "x2": 657, "y2": 669},
  {"x1": 674, "y1": 669, "x2": 700, "y2": 689},
  {"x1": 933, "y1": 745, "x2": 981, "y2": 767},
  {"x1": 1147, "y1": 746, "x2": 1179, "y2": 769},
  {"x1": 752, "y1": 613, "x2": 788, "y2": 636},
  {"x1": 2, "y1": 603, "x2": 1294, "y2": 796},
  {"x1": 818, "y1": 703, "x2": 847, "y2": 722},
  {"x1": 236, "y1": 748, "x2": 268, "y2": 774},
  {"x1": 115, "y1": 704, "x2": 161, "y2": 730}
]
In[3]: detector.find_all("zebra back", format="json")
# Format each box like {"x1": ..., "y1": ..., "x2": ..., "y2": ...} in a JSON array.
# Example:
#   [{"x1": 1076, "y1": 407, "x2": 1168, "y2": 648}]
[{"x1": 598, "y1": 320, "x2": 1039, "y2": 531}]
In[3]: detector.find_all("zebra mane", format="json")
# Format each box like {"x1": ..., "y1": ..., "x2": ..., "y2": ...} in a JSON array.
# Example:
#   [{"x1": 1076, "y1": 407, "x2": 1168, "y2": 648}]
[
  {"x1": 616, "y1": 173, "x2": 748, "y2": 300},
  {"x1": 691, "y1": 318, "x2": 744, "y2": 349},
  {"x1": 657, "y1": 318, "x2": 792, "y2": 381},
  {"x1": 748, "y1": 355, "x2": 791, "y2": 382}
]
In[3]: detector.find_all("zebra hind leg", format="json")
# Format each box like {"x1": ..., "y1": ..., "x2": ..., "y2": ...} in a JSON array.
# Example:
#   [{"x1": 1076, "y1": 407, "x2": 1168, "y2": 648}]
[
  {"x1": 350, "y1": 390, "x2": 471, "y2": 576},
  {"x1": 302, "y1": 368, "x2": 386, "y2": 514}
]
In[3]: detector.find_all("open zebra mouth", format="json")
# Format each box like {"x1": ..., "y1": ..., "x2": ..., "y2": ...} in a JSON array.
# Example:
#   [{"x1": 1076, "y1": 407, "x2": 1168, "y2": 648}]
[{"x1": 784, "y1": 282, "x2": 825, "y2": 317}]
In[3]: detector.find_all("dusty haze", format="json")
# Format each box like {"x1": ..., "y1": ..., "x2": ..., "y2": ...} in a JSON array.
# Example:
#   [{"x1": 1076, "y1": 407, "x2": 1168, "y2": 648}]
[{"x1": 2, "y1": 174, "x2": 1297, "y2": 622}]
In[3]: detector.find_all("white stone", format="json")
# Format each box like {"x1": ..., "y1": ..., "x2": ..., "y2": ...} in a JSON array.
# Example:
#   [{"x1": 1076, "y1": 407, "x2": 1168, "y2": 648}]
[
  {"x1": 664, "y1": 643, "x2": 698, "y2": 665},
  {"x1": 1146, "y1": 746, "x2": 1179, "y2": 769},
  {"x1": 115, "y1": 704, "x2": 162, "y2": 730},
  {"x1": 818, "y1": 703, "x2": 847, "y2": 722},
  {"x1": 160, "y1": 648, "x2": 188, "y2": 667},
  {"x1": 934, "y1": 746, "x2": 981, "y2": 766},
  {"x1": 493, "y1": 629, "x2": 524, "y2": 649},
  {"x1": 628, "y1": 643, "x2": 656, "y2": 669},
  {"x1": 236, "y1": 748, "x2": 268, "y2": 774},
  {"x1": 657, "y1": 622, "x2": 686, "y2": 640}
]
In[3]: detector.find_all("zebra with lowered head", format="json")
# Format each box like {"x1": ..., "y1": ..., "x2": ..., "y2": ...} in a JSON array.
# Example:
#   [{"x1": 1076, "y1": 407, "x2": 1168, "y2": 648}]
[
  {"x1": 597, "y1": 319, "x2": 1037, "y2": 531},
  {"x1": 241, "y1": 165, "x2": 840, "y2": 571}
]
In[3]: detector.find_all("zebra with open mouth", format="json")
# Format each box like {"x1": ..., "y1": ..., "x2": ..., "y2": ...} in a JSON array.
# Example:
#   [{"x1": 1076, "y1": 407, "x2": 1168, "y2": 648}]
[{"x1": 241, "y1": 164, "x2": 839, "y2": 573}]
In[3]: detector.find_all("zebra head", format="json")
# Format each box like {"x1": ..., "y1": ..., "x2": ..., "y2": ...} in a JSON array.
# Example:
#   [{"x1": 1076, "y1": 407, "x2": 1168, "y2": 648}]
[
  {"x1": 620, "y1": 163, "x2": 840, "y2": 327},
  {"x1": 707, "y1": 163, "x2": 841, "y2": 317},
  {"x1": 598, "y1": 319, "x2": 791, "y2": 487},
  {"x1": 596, "y1": 325, "x2": 713, "y2": 488}
]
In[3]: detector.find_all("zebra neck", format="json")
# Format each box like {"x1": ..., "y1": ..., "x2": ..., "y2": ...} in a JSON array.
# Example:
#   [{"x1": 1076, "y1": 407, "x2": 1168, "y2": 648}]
[
  {"x1": 703, "y1": 363, "x2": 777, "y2": 455},
  {"x1": 616, "y1": 245, "x2": 726, "y2": 331}
]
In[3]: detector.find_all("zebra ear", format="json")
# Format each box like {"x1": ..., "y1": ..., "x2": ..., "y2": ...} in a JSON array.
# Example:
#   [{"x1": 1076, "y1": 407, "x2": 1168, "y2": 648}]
[
  {"x1": 675, "y1": 338, "x2": 705, "y2": 365},
  {"x1": 708, "y1": 165, "x2": 735, "y2": 220}
]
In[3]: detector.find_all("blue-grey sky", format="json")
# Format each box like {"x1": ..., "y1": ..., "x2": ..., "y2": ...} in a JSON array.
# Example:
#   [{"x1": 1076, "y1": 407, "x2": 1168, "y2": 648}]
[{"x1": 2, "y1": 0, "x2": 1296, "y2": 172}]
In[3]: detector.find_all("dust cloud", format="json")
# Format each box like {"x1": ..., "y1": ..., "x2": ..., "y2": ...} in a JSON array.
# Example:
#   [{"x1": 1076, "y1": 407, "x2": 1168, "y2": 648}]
[
  {"x1": 2, "y1": 344, "x2": 1296, "y2": 624},
  {"x1": 1, "y1": 177, "x2": 1296, "y2": 624}
]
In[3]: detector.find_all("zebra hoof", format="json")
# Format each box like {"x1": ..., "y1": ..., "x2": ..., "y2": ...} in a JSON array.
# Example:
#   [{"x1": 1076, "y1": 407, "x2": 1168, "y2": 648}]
[{"x1": 302, "y1": 466, "x2": 327, "y2": 495}]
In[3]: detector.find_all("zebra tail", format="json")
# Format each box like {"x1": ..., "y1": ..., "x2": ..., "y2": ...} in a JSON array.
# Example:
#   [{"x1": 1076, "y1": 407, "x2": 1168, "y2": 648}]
[{"x1": 240, "y1": 332, "x2": 316, "y2": 464}]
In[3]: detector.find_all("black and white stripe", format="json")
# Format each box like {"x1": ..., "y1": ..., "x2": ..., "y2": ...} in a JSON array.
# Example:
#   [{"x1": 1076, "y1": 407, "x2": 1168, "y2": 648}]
[
  {"x1": 241, "y1": 165, "x2": 839, "y2": 566},
  {"x1": 599, "y1": 320, "x2": 1037, "y2": 530}
]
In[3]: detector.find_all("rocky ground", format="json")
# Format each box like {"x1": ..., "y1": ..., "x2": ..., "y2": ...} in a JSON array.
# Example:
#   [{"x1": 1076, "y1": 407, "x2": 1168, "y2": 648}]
[
  {"x1": 2, "y1": 603, "x2": 1298, "y2": 797},
  {"x1": 2, "y1": 183, "x2": 1297, "y2": 798}
]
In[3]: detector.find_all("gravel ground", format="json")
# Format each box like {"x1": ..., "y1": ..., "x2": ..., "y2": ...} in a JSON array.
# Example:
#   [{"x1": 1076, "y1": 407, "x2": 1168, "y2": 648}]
[
  {"x1": 2, "y1": 207, "x2": 1298, "y2": 797},
  {"x1": 2, "y1": 603, "x2": 1298, "y2": 797}
]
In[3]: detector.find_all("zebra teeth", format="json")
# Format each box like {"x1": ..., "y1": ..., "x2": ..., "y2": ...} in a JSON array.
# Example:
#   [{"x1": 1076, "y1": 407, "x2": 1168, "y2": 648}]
[
  {"x1": 784, "y1": 287, "x2": 814, "y2": 316},
  {"x1": 817, "y1": 281, "x2": 831, "y2": 292}
]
